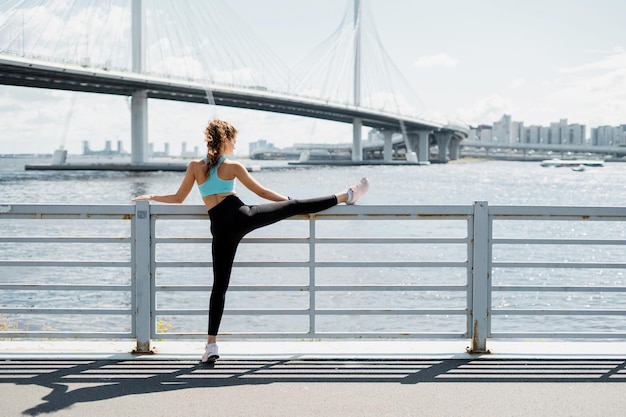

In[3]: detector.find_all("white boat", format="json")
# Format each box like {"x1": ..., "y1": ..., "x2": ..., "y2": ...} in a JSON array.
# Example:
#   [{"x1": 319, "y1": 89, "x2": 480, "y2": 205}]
[{"x1": 540, "y1": 158, "x2": 604, "y2": 168}]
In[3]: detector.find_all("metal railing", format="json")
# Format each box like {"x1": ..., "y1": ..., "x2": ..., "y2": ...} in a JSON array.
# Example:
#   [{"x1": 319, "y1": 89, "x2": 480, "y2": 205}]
[{"x1": 0, "y1": 202, "x2": 625, "y2": 354}]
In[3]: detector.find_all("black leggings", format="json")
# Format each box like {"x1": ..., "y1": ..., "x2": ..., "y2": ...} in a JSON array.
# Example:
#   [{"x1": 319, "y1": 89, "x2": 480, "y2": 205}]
[{"x1": 207, "y1": 194, "x2": 338, "y2": 335}]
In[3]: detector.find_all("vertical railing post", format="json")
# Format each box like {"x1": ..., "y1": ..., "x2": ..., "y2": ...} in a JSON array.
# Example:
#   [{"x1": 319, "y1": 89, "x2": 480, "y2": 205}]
[
  {"x1": 133, "y1": 200, "x2": 152, "y2": 353},
  {"x1": 470, "y1": 201, "x2": 490, "y2": 353},
  {"x1": 308, "y1": 218, "x2": 316, "y2": 337}
]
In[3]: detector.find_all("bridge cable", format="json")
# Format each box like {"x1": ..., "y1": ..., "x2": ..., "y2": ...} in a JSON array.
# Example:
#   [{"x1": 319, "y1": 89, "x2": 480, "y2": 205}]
[
  {"x1": 59, "y1": 93, "x2": 77, "y2": 150},
  {"x1": 0, "y1": 0, "x2": 48, "y2": 54}
]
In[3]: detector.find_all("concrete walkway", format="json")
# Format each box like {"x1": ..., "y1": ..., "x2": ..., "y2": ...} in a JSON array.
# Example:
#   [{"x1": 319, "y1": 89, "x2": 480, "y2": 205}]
[{"x1": 1, "y1": 341, "x2": 626, "y2": 417}]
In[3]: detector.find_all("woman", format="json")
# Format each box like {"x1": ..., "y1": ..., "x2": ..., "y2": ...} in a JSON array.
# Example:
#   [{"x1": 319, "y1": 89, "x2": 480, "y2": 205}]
[{"x1": 132, "y1": 119, "x2": 369, "y2": 363}]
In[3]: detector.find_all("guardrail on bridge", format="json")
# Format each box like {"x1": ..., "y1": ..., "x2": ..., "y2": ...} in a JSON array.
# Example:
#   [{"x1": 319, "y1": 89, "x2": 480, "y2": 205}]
[{"x1": 0, "y1": 202, "x2": 625, "y2": 354}]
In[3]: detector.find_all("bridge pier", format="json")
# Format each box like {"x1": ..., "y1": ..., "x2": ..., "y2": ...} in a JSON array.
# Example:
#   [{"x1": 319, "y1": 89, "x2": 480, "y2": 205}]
[
  {"x1": 434, "y1": 132, "x2": 452, "y2": 163},
  {"x1": 449, "y1": 135, "x2": 462, "y2": 161},
  {"x1": 352, "y1": 118, "x2": 363, "y2": 162},
  {"x1": 416, "y1": 130, "x2": 431, "y2": 164},
  {"x1": 383, "y1": 130, "x2": 393, "y2": 162},
  {"x1": 131, "y1": 91, "x2": 149, "y2": 164}
]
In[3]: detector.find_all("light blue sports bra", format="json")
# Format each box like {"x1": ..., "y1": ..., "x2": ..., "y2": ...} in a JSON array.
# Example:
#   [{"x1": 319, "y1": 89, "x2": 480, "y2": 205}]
[{"x1": 197, "y1": 156, "x2": 236, "y2": 197}]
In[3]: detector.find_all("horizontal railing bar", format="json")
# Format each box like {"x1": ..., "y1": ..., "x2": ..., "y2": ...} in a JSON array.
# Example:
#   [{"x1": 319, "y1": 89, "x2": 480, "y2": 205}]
[
  {"x1": 493, "y1": 309, "x2": 626, "y2": 316},
  {"x1": 0, "y1": 261, "x2": 131, "y2": 267},
  {"x1": 0, "y1": 237, "x2": 131, "y2": 243},
  {"x1": 150, "y1": 204, "x2": 475, "y2": 217},
  {"x1": 492, "y1": 262, "x2": 626, "y2": 269},
  {"x1": 155, "y1": 285, "x2": 468, "y2": 292},
  {"x1": 308, "y1": 332, "x2": 467, "y2": 338},
  {"x1": 155, "y1": 309, "x2": 466, "y2": 315},
  {"x1": 0, "y1": 204, "x2": 134, "y2": 216},
  {"x1": 0, "y1": 284, "x2": 131, "y2": 291},
  {"x1": 0, "y1": 308, "x2": 132, "y2": 314},
  {"x1": 155, "y1": 332, "x2": 467, "y2": 339},
  {"x1": 490, "y1": 205, "x2": 626, "y2": 218},
  {"x1": 154, "y1": 237, "x2": 469, "y2": 244},
  {"x1": 0, "y1": 332, "x2": 134, "y2": 338},
  {"x1": 493, "y1": 238, "x2": 626, "y2": 245},
  {"x1": 0, "y1": 214, "x2": 130, "y2": 220},
  {"x1": 490, "y1": 332, "x2": 626, "y2": 338},
  {"x1": 493, "y1": 286, "x2": 626, "y2": 292},
  {"x1": 155, "y1": 261, "x2": 467, "y2": 268},
  {"x1": 490, "y1": 216, "x2": 626, "y2": 221}
]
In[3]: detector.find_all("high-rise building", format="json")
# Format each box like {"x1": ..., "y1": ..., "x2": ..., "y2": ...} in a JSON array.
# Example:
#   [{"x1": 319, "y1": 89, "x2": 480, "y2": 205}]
[
  {"x1": 492, "y1": 114, "x2": 512, "y2": 143},
  {"x1": 591, "y1": 126, "x2": 623, "y2": 146}
]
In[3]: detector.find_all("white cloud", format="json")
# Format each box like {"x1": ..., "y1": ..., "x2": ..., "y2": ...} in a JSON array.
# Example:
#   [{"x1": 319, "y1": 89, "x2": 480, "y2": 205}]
[
  {"x1": 545, "y1": 48, "x2": 626, "y2": 126},
  {"x1": 413, "y1": 53, "x2": 458, "y2": 69},
  {"x1": 509, "y1": 78, "x2": 526, "y2": 89},
  {"x1": 455, "y1": 94, "x2": 513, "y2": 126},
  {"x1": 559, "y1": 47, "x2": 626, "y2": 73}
]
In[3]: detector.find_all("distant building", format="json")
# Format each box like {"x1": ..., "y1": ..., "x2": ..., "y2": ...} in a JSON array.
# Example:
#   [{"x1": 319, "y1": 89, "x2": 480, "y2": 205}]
[
  {"x1": 469, "y1": 115, "x2": 592, "y2": 146},
  {"x1": 249, "y1": 139, "x2": 277, "y2": 155},
  {"x1": 492, "y1": 114, "x2": 512, "y2": 143},
  {"x1": 149, "y1": 142, "x2": 170, "y2": 157},
  {"x1": 522, "y1": 125, "x2": 544, "y2": 144},
  {"x1": 249, "y1": 139, "x2": 300, "y2": 160},
  {"x1": 82, "y1": 139, "x2": 128, "y2": 156},
  {"x1": 591, "y1": 126, "x2": 626, "y2": 146},
  {"x1": 567, "y1": 124, "x2": 586, "y2": 145},
  {"x1": 181, "y1": 142, "x2": 199, "y2": 158},
  {"x1": 470, "y1": 125, "x2": 493, "y2": 142}
]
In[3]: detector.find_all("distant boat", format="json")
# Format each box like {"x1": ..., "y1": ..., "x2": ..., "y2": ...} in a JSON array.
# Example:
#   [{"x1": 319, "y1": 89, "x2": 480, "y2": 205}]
[
  {"x1": 540, "y1": 158, "x2": 604, "y2": 168},
  {"x1": 571, "y1": 165, "x2": 585, "y2": 172}
]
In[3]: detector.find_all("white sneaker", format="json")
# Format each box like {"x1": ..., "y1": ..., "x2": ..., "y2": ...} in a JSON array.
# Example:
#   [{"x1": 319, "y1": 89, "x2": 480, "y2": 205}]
[
  {"x1": 346, "y1": 177, "x2": 369, "y2": 205},
  {"x1": 201, "y1": 343, "x2": 219, "y2": 363}
]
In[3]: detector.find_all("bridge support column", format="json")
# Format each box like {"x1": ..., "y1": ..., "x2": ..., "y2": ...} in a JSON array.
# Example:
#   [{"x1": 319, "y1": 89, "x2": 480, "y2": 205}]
[
  {"x1": 131, "y1": 0, "x2": 148, "y2": 165},
  {"x1": 131, "y1": 90, "x2": 148, "y2": 164},
  {"x1": 352, "y1": 118, "x2": 363, "y2": 162},
  {"x1": 405, "y1": 133, "x2": 418, "y2": 163},
  {"x1": 449, "y1": 135, "x2": 461, "y2": 161},
  {"x1": 416, "y1": 130, "x2": 432, "y2": 164},
  {"x1": 434, "y1": 132, "x2": 452, "y2": 163},
  {"x1": 383, "y1": 130, "x2": 393, "y2": 162}
]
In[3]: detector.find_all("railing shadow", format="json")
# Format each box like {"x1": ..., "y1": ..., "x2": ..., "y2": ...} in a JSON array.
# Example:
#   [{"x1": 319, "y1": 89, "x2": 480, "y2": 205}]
[{"x1": 1, "y1": 358, "x2": 625, "y2": 416}]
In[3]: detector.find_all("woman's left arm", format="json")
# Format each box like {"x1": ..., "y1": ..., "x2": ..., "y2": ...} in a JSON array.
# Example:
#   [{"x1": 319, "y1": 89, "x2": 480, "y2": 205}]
[
  {"x1": 233, "y1": 162, "x2": 288, "y2": 201},
  {"x1": 131, "y1": 162, "x2": 197, "y2": 203}
]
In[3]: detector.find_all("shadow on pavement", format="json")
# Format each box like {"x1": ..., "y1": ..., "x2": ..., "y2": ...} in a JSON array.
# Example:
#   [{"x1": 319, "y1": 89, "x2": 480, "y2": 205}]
[{"x1": 1, "y1": 358, "x2": 625, "y2": 416}]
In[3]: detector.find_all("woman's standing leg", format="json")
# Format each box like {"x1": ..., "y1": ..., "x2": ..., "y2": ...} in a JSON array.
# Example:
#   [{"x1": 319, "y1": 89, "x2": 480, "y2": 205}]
[{"x1": 208, "y1": 233, "x2": 240, "y2": 337}]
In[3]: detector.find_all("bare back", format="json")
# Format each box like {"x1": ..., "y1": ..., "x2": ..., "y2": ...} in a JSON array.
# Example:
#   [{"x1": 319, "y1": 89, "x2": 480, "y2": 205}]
[{"x1": 192, "y1": 159, "x2": 236, "y2": 210}]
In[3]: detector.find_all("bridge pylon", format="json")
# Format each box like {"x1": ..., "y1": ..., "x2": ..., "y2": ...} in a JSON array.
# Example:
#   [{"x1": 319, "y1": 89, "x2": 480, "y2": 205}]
[
  {"x1": 131, "y1": 90, "x2": 148, "y2": 164},
  {"x1": 131, "y1": 0, "x2": 148, "y2": 164},
  {"x1": 352, "y1": 118, "x2": 363, "y2": 162}
]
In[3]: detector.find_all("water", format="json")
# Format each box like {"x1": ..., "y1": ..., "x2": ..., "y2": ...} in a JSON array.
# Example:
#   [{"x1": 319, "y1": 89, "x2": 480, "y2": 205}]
[
  {"x1": 1, "y1": 155, "x2": 625, "y2": 337},
  {"x1": 2, "y1": 156, "x2": 625, "y2": 207}
]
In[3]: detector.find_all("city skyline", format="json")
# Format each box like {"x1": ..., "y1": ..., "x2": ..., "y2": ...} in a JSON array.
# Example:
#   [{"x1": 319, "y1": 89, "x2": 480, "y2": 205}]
[
  {"x1": 471, "y1": 114, "x2": 626, "y2": 147},
  {"x1": 0, "y1": 0, "x2": 625, "y2": 155}
]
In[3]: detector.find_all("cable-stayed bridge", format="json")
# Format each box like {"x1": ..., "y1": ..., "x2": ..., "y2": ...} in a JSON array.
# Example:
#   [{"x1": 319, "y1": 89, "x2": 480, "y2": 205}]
[{"x1": 0, "y1": 0, "x2": 469, "y2": 164}]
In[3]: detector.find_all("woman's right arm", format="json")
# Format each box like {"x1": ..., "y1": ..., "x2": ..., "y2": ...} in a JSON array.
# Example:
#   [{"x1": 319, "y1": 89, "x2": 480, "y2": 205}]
[{"x1": 131, "y1": 161, "x2": 197, "y2": 203}]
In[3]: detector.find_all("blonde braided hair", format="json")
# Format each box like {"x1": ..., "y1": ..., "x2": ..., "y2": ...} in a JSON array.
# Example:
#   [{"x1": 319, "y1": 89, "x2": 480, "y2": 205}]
[{"x1": 204, "y1": 119, "x2": 237, "y2": 174}]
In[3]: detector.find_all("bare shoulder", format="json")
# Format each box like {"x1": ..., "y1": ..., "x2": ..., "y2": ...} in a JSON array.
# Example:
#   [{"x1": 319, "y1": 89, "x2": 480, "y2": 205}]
[
  {"x1": 222, "y1": 159, "x2": 245, "y2": 171},
  {"x1": 187, "y1": 159, "x2": 206, "y2": 171}
]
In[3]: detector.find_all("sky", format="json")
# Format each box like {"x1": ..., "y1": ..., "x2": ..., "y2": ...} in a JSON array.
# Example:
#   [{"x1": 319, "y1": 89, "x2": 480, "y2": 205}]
[{"x1": 0, "y1": 0, "x2": 625, "y2": 156}]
